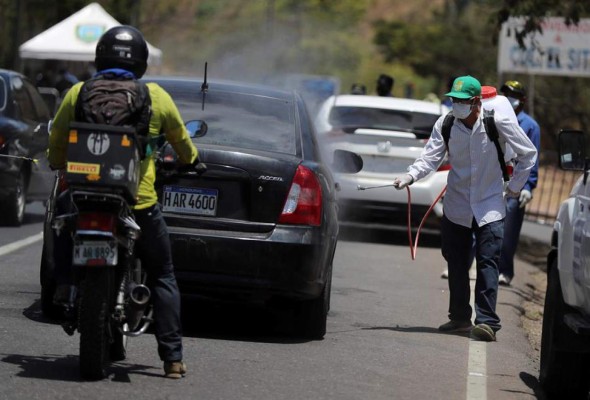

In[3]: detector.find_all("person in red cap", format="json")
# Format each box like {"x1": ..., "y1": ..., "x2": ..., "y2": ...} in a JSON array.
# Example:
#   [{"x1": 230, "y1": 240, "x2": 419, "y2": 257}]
[
  {"x1": 393, "y1": 75, "x2": 537, "y2": 342},
  {"x1": 498, "y1": 80, "x2": 541, "y2": 286}
]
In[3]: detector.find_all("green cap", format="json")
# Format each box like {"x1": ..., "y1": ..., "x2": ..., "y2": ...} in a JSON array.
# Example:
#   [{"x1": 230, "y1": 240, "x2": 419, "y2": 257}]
[{"x1": 445, "y1": 75, "x2": 481, "y2": 99}]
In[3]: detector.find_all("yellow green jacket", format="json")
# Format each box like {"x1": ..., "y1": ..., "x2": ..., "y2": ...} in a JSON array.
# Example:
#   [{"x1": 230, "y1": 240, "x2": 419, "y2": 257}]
[{"x1": 48, "y1": 81, "x2": 198, "y2": 209}]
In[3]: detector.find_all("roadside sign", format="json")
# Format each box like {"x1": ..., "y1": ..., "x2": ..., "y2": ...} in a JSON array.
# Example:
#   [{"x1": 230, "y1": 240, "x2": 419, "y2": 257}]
[{"x1": 498, "y1": 17, "x2": 590, "y2": 77}]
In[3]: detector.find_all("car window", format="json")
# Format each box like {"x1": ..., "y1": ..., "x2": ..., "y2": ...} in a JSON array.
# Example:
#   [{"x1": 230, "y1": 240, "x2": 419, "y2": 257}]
[
  {"x1": 0, "y1": 76, "x2": 6, "y2": 113},
  {"x1": 11, "y1": 76, "x2": 37, "y2": 123},
  {"x1": 23, "y1": 79, "x2": 50, "y2": 121},
  {"x1": 328, "y1": 106, "x2": 439, "y2": 136},
  {"x1": 172, "y1": 88, "x2": 297, "y2": 155}
]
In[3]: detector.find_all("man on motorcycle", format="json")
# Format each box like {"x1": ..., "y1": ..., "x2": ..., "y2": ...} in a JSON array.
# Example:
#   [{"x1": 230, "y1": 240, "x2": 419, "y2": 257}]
[{"x1": 47, "y1": 25, "x2": 198, "y2": 379}]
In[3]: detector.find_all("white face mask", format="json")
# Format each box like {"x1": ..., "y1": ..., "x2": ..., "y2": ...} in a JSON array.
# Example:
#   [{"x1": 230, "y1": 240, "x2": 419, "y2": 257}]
[
  {"x1": 506, "y1": 96, "x2": 520, "y2": 109},
  {"x1": 451, "y1": 102, "x2": 472, "y2": 119}
]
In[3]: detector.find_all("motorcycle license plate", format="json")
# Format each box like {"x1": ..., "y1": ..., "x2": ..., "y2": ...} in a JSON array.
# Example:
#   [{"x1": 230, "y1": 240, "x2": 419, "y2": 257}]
[
  {"x1": 73, "y1": 241, "x2": 118, "y2": 266},
  {"x1": 162, "y1": 185, "x2": 218, "y2": 216}
]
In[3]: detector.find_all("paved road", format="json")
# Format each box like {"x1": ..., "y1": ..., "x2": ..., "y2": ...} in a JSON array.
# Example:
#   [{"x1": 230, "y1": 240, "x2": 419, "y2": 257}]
[{"x1": 0, "y1": 208, "x2": 545, "y2": 399}]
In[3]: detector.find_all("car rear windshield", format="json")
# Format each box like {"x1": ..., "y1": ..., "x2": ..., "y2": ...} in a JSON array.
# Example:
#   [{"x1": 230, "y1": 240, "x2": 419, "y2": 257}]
[
  {"x1": 329, "y1": 106, "x2": 439, "y2": 136},
  {"x1": 0, "y1": 77, "x2": 6, "y2": 112},
  {"x1": 163, "y1": 84, "x2": 297, "y2": 155}
]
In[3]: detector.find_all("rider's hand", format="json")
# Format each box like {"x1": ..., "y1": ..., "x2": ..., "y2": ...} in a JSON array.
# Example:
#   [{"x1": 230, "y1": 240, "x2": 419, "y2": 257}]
[
  {"x1": 393, "y1": 174, "x2": 413, "y2": 190},
  {"x1": 518, "y1": 189, "x2": 532, "y2": 208},
  {"x1": 193, "y1": 158, "x2": 207, "y2": 174}
]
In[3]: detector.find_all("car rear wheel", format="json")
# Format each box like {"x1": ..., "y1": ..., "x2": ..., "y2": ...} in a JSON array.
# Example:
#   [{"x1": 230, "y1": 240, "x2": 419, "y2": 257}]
[
  {"x1": 294, "y1": 271, "x2": 331, "y2": 340},
  {"x1": 1, "y1": 172, "x2": 26, "y2": 226},
  {"x1": 539, "y1": 257, "x2": 590, "y2": 399}
]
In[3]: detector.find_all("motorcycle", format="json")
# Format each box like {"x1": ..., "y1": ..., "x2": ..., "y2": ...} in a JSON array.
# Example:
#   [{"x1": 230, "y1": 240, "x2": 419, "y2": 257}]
[{"x1": 42, "y1": 122, "x2": 153, "y2": 380}]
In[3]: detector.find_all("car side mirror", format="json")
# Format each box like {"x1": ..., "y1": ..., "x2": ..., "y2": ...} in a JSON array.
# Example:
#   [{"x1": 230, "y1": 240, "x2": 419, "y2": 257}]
[
  {"x1": 331, "y1": 149, "x2": 363, "y2": 174},
  {"x1": 558, "y1": 129, "x2": 587, "y2": 171},
  {"x1": 185, "y1": 120, "x2": 208, "y2": 138},
  {"x1": 558, "y1": 129, "x2": 589, "y2": 184}
]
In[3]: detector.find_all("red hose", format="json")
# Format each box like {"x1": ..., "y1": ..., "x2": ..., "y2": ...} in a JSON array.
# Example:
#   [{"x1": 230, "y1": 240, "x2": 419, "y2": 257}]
[{"x1": 406, "y1": 185, "x2": 447, "y2": 260}]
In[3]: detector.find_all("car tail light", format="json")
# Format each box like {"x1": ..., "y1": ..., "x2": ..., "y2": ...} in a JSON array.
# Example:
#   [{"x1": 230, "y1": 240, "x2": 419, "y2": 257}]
[
  {"x1": 77, "y1": 212, "x2": 116, "y2": 232},
  {"x1": 279, "y1": 165, "x2": 322, "y2": 226}
]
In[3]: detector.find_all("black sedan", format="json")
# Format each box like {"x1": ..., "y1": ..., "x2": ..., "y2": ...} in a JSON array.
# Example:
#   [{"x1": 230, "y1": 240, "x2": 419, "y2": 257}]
[
  {"x1": 0, "y1": 69, "x2": 54, "y2": 225},
  {"x1": 148, "y1": 77, "x2": 362, "y2": 339}
]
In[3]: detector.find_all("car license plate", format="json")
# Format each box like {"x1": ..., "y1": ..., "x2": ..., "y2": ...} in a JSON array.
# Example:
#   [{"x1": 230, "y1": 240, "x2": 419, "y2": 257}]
[
  {"x1": 162, "y1": 185, "x2": 218, "y2": 216},
  {"x1": 73, "y1": 241, "x2": 118, "y2": 266}
]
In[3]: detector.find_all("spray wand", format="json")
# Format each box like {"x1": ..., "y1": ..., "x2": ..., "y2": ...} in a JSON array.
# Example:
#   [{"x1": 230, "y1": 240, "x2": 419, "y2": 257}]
[
  {"x1": 356, "y1": 184, "x2": 446, "y2": 260},
  {"x1": 0, "y1": 154, "x2": 38, "y2": 163}
]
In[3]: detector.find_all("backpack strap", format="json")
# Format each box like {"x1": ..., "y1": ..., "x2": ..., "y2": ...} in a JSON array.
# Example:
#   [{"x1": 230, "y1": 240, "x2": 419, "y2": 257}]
[
  {"x1": 482, "y1": 109, "x2": 510, "y2": 182},
  {"x1": 440, "y1": 109, "x2": 509, "y2": 182},
  {"x1": 441, "y1": 112, "x2": 454, "y2": 152}
]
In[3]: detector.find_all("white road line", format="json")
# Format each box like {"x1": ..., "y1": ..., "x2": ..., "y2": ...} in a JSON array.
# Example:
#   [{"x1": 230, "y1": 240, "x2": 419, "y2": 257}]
[
  {"x1": 467, "y1": 279, "x2": 487, "y2": 400},
  {"x1": 0, "y1": 232, "x2": 43, "y2": 257}
]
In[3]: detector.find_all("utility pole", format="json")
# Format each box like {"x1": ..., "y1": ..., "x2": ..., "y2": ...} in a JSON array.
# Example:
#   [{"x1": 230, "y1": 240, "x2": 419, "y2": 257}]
[
  {"x1": 130, "y1": 0, "x2": 141, "y2": 27},
  {"x1": 266, "y1": 0, "x2": 275, "y2": 36},
  {"x1": 12, "y1": 0, "x2": 25, "y2": 71}
]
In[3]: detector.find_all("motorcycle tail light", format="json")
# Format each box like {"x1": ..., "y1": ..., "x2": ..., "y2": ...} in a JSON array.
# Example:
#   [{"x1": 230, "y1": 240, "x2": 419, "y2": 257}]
[
  {"x1": 77, "y1": 212, "x2": 116, "y2": 232},
  {"x1": 279, "y1": 164, "x2": 322, "y2": 226}
]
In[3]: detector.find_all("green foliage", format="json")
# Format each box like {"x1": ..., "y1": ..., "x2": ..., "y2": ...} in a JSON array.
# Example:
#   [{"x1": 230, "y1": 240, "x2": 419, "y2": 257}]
[
  {"x1": 490, "y1": 0, "x2": 590, "y2": 46},
  {"x1": 3, "y1": 0, "x2": 590, "y2": 152},
  {"x1": 373, "y1": 2, "x2": 499, "y2": 95}
]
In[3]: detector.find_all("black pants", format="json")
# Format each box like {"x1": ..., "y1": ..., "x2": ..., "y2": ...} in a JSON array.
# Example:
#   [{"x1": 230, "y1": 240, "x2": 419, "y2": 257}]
[
  {"x1": 54, "y1": 199, "x2": 183, "y2": 362},
  {"x1": 441, "y1": 215, "x2": 503, "y2": 332}
]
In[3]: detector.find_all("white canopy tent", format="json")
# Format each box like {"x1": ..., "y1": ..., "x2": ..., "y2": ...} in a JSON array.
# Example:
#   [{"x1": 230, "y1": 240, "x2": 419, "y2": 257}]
[{"x1": 19, "y1": 2, "x2": 162, "y2": 66}]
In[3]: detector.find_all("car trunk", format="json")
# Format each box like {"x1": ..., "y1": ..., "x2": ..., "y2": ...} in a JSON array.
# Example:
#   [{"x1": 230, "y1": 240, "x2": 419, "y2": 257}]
[{"x1": 156, "y1": 146, "x2": 300, "y2": 233}]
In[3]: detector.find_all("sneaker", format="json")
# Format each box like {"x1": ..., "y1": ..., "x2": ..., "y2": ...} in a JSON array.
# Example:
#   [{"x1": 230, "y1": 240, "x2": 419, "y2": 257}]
[
  {"x1": 164, "y1": 361, "x2": 187, "y2": 379},
  {"x1": 441, "y1": 268, "x2": 449, "y2": 279},
  {"x1": 438, "y1": 320, "x2": 473, "y2": 332},
  {"x1": 498, "y1": 273, "x2": 512, "y2": 286},
  {"x1": 470, "y1": 324, "x2": 496, "y2": 341}
]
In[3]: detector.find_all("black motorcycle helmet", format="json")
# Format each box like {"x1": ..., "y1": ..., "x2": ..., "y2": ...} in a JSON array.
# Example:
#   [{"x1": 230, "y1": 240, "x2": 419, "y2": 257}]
[
  {"x1": 95, "y1": 25, "x2": 149, "y2": 78},
  {"x1": 500, "y1": 80, "x2": 526, "y2": 98}
]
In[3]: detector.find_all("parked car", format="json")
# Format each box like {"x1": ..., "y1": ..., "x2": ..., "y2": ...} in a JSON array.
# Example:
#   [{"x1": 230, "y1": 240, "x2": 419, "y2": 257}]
[
  {"x1": 540, "y1": 129, "x2": 590, "y2": 399},
  {"x1": 0, "y1": 69, "x2": 54, "y2": 226},
  {"x1": 152, "y1": 77, "x2": 361, "y2": 339},
  {"x1": 315, "y1": 94, "x2": 448, "y2": 232}
]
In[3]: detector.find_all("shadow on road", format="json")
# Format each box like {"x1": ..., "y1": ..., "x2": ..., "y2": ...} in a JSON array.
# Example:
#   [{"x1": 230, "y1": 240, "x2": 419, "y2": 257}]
[
  {"x1": 338, "y1": 226, "x2": 441, "y2": 248},
  {"x1": 0, "y1": 353, "x2": 162, "y2": 382},
  {"x1": 519, "y1": 371, "x2": 547, "y2": 399},
  {"x1": 24, "y1": 292, "x2": 315, "y2": 348},
  {"x1": 22, "y1": 299, "x2": 64, "y2": 326},
  {"x1": 180, "y1": 297, "x2": 313, "y2": 345},
  {"x1": 361, "y1": 324, "x2": 471, "y2": 338},
  {"x1": 0, "y1": 353, "x2": 80, "y2": 381}
]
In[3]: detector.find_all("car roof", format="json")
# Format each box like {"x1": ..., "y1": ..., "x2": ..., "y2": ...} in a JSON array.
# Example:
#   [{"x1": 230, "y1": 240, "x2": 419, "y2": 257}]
[
  {"x1": 329, "y1": 94, "x2": 443, "y2": 115},
  {"x1": 143, "y1": 76, "x2": 296, "y2": 102},
  {"x1": 0, "y1": 69, "x2": 24, "y2": 79}
]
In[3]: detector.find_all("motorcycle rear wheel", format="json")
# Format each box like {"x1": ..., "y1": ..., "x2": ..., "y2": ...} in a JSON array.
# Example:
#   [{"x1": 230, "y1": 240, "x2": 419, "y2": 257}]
[{"x1": 79, "y1": 270, "x2": 112, "y2": 380}]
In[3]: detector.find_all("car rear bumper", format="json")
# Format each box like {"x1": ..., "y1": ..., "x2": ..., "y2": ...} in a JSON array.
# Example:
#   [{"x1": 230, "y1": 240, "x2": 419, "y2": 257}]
[{"x1": 168, "y1": 224, "x2": 334, "y2": 302}]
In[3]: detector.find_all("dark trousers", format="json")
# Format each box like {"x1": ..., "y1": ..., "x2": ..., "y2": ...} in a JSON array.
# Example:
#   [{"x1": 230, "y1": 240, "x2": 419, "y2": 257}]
[
  {"x1": 53, "y1": 199, "x2": 183, "y2": 362},
  {"x1": 441, "y1": 215, "x2": 503, "y2": 332},
  {"x1": 499, "y1": 197, "x2": 525, "y2": 279}
]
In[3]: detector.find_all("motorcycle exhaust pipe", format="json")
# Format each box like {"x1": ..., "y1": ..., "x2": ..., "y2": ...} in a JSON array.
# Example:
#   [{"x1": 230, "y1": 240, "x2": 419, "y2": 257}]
[{"x1": 125, "y1": 282, "x2": 151, "y2": 331}]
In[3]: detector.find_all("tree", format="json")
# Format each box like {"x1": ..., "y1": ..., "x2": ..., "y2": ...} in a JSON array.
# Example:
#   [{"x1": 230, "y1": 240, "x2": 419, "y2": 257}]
[{"x1": 491, "y1": 0, "x2": 590, "y2": 47}]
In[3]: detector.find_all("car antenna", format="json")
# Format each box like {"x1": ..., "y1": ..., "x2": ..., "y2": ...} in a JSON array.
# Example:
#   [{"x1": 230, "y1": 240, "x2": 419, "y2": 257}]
[{"x1": 201, "y1": 62, "x2": 208, "y2": 111}]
